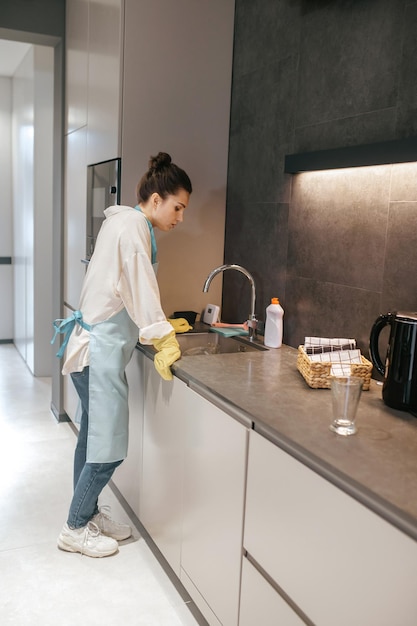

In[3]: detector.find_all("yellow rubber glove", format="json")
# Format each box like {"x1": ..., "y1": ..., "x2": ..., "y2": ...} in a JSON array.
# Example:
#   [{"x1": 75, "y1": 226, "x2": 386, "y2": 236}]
[
  {"x1": 151, "y1": 330, "x2": 181, "y2": 380},
  {"x1": 167, "y1": 317, "x2": 193, "y2": 333}
]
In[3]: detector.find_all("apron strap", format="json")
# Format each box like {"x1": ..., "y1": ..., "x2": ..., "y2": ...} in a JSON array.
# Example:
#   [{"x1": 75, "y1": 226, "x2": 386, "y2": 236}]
[
  {"x1": 51, "y1": 310, "x2": 92, "y2": 358},
  {"x1": 134, "y1": 205, "x2": 157, "y2": 264}
]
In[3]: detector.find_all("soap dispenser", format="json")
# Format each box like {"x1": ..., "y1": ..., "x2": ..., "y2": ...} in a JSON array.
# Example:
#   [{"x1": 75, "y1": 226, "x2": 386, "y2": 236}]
[{"x1": 264, "y1": 298, "x2": 284, "y2": 348}]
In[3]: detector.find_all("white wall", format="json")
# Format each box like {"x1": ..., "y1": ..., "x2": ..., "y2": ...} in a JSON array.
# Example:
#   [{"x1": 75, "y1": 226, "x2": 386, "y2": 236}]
[
  {"x1": 121, "y1": 0, "x2": 235, "y2": 318},
  {"x1": 0, "y1": 77, "x2": 13, "y2": 340},
  {"x1": 12, "y1": 45, "x2": 54, "y2": 375}
]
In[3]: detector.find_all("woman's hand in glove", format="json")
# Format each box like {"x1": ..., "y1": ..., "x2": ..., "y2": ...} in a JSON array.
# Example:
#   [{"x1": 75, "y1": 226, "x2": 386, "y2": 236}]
[
  {"x1": 151, "y1": 330, "x2": 181, "y2": 380},
  {"x1": 167, "y1": 317, "x2": 193, "y2": 333}
]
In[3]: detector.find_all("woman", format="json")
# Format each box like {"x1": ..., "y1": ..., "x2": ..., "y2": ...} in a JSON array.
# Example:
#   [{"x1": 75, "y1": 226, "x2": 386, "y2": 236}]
[{"x1": 52, "y1": 152, "x2": 192, "y2": 557}]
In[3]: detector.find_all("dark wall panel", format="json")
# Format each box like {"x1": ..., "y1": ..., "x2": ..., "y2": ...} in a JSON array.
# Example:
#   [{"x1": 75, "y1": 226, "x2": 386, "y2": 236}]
[{"x1": 225, "y1": 0, "x2": 417, "y2": 362}]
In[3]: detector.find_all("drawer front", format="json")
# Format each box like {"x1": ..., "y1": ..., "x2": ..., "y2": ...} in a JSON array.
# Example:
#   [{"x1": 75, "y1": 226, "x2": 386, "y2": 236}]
[
  {"x1": 239, "y1": 557, "x2": 305, "y2": 626},
  {"x1": 244, "y1": 430, "x2": 417, "y2": 626}
]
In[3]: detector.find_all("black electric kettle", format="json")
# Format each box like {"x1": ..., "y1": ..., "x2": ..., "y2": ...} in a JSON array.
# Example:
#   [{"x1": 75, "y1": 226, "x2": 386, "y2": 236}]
[{"x1": 369, "y1": 311, "x2": 417, "y2": 415}]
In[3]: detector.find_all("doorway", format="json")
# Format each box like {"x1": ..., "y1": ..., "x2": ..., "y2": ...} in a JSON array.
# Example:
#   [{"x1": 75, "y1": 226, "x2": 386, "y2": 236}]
[
  {"x1": 0, "y1": 25, "x2": 65, "y2": 416},
  {"x1": 1, "y1": 40, "x2": 54, "y2": 375}
]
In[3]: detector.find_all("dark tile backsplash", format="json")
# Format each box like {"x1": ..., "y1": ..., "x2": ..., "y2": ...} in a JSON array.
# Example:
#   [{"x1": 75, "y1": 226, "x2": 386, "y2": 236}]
[
  {"x1": 223, "y1": 0, "x2": 417, "y2": 366},
  {"x1": 288, "y1": 166, "x2": 391, "y2": 293},
  {"x1": 295, "y1": 0, "x2": 403, "y2": 129}
]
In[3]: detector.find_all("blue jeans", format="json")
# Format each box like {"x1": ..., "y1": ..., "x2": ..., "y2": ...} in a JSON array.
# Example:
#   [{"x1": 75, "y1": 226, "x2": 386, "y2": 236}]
[{"x1": 68, "y1": 368, "x2": 122, "y2": 528}]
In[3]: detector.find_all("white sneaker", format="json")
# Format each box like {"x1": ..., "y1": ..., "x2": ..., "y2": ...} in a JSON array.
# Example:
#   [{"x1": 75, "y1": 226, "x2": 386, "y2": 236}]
[
  {"x1": 57, "y1": 522, "x2": 118, "y2": 557},
  {"x1": 91, "y1": 506, "x2": 132, "y2": 541}
]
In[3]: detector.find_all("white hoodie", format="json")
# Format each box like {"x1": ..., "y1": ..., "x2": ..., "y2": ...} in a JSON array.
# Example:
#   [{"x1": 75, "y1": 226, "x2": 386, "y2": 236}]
[{"x1": 62, "y1": 205, "x2": 172, "y2": 375}]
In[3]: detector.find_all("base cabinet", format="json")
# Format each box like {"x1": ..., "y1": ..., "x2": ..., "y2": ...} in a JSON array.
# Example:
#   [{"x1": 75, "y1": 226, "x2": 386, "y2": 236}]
[
  {"x1": 138, "y1": 355, "x2": 249, "y2": 626},
  {"x1": 113, "y1": 354, "x2": 417, "y2": 626},
  {"x1": 140, "y1": 357, "x2": 186, "y2": 575},
  {"x1": 244, "y1": 430, "x2": 417, "y2": 626},
  {"x1": 239, "y1": 557, "x2": 304, "y2": 626},
  {"x1": 181, "y1": 387, "x2": 249, "y2": 626}
]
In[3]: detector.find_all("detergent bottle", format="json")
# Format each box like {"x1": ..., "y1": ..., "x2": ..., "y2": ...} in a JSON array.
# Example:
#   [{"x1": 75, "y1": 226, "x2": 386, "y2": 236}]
[{"x1": 264, "y1": 298, "x2": 284, "y2": 348}]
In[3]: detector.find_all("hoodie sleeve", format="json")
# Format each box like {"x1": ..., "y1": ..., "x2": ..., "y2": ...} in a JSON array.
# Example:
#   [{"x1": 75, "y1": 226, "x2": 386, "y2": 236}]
[{"x1": 117, "y1": 250, "x2": 173, "y2": 343}]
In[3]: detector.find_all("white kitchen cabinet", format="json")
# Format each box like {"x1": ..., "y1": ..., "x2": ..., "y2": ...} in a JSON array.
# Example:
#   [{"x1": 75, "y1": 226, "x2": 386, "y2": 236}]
[
  {"x1": 66, "y1": 0, "x2": 122, "y2": 164},
  {"x1": 239, "y1": 557, "x2": 304, "y2": 626},
  {"x1": 111, "y1": 348, "x2": 145, "y2": 519},
  {"x1": 180, "y1": 387, "x2": 249, "y2": 626},
  {"x1": 86, "y1": 0, "x2": 123, "y2": 164},
  {"x1": 64, "y1": 128, "x2": 87, "y2": 309},
  {"x1": 64, "y1": 0, "x2": 122, "y2": 308},
  {"x1": 244, "y1": 430, "x2": 417, "y2": 626},
  {"x1": 140, "y1": 356, "x2": 186, "y2": 575},
  {"x1": 139, "y1": 357, "x2": 249, "y2": 623},
  {"x1": 65, "y1": 0, "x2": 89, "y2": 134}
]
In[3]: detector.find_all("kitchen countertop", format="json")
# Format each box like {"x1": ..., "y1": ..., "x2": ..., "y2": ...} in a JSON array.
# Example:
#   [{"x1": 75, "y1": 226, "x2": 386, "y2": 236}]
[{"x1": 138, "y1": 333, "x2": 417, "y2": 541}]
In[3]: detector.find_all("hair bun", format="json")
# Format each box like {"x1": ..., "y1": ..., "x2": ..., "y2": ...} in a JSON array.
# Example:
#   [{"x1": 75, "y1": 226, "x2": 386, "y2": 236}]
[
  {"x1": 136, "y1": 152, "x2": 192, "y2": 203},
  {"x1": 149, "y1": 152, "x2": 172, "y2": 172}
]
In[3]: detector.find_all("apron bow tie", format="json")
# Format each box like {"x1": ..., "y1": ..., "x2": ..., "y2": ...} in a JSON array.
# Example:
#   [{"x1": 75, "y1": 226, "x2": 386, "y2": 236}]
[{"x1": 51, "y1": 310, "x2": 91, "y2": 358}]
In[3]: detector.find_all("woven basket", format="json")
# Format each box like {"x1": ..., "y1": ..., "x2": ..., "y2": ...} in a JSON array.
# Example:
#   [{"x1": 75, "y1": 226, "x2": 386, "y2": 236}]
[{"x1": 296, "y1": 345, "x2": 372, "y2": 390}]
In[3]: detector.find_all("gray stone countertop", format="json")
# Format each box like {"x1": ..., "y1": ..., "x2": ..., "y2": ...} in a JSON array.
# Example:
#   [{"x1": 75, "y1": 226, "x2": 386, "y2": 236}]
[{"x1": 138, "y1": 338, "x2": 417, "y2": 541}]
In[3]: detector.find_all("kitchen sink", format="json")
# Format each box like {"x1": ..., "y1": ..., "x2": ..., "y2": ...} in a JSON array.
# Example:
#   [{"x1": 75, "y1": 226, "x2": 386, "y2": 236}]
[{"x1": 177, "y1": 332, "x2": 267, "y2": 356}]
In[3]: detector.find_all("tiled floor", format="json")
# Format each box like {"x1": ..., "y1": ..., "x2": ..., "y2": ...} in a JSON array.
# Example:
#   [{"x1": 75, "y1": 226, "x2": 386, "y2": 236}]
[{"x1": 0, "y1": 344, "x2": 199, "y2": 625}]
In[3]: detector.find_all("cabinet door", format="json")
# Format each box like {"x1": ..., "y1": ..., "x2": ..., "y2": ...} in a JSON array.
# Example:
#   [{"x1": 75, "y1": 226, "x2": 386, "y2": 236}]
[
  {"x1": 245, "y1": 430, "x2": 417, "y2": 626},
  {"x1": 181, "y1": 388, "x2": 249, "y2": 626},
  {"x1": 239, "y1": 557, "x2": 304, "y2": 626},
  {"x1": 140, "y1": 357, "x2": 186, "y2": 575},
  {"x1": 64, "y1": 128, "x2": 87, "y2": 309},
  {"x1": 86, "y1": 0, "x2": 122, "y2": 163},
  {"x1": 111, "y1": 349, "x2": 144, "y2": 518},
  {"x1": 66, "y1": 0, "x2": 89, "y2": 134}
]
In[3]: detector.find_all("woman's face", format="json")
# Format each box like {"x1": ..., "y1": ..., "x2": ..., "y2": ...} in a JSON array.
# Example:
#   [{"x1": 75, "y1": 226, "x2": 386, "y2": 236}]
[{"x1": 151, "y1": 189, "x2": 189, "y2": 231}]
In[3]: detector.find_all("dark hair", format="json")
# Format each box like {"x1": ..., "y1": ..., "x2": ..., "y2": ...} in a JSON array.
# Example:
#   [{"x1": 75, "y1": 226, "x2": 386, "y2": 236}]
[{"x1": 136, "y1": 152, "x2": 192, "y2": 203}]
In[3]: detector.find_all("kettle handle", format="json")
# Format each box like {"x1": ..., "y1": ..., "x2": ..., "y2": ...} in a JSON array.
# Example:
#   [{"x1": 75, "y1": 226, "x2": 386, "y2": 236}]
[{"x1": 369, "y1": 313, "x2": 392, "y2": 376}]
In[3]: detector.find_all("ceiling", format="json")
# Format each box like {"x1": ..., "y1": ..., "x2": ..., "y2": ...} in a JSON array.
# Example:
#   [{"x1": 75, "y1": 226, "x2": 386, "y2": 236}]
[{"x1": 0, "y1": 39, "x2": 32, "y2": 77}]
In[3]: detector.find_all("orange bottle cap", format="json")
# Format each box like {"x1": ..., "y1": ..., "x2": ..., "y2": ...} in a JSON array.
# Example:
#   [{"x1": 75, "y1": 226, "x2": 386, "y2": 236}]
[{"x1": 271, "y1": 297, "x2": 280, "y2": 304}]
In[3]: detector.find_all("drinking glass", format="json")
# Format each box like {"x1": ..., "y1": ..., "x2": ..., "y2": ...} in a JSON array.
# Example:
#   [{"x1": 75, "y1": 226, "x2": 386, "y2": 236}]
[{"x1": 330, "y1": 376, "x2": 363, "y2": 436}]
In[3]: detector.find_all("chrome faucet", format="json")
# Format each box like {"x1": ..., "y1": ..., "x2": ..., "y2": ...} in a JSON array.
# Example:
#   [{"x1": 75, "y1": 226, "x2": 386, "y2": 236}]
[{"x1": 202, "y1": 264, "x2": 258, "y2": 341}]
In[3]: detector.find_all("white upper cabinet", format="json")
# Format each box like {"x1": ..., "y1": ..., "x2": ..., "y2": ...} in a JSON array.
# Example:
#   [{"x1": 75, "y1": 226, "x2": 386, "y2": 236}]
[
  {"x1": 66, "y1": 0, "x2": 89, "y2": 134},
  {"x1": 65, "y1": 0, "x2": 123, "y2": 309},
  {"x1": 86, "y1": 0, "x2": 122, "y2": 164},
  {"x1": 66, "y1": 0, "x2": 122, "y2": 162}
]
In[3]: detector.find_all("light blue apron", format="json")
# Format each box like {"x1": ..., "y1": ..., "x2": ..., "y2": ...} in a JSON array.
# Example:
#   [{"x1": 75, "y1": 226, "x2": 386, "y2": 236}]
[
  {"x1": 87, "y1": 308, "x2": 139, "y2": 462},
  {"x1": 52, "y1": 308, "x2": 138, "y2": 462},
  {"x1": 51, "y1": 207, "x2": 158, "y2": 463}
]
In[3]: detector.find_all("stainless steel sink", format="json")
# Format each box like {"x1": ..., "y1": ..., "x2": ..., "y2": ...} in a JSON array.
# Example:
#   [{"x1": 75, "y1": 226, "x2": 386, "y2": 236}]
[{"x1": 177, "y1": 332, "x2": 267, "y2": 356}]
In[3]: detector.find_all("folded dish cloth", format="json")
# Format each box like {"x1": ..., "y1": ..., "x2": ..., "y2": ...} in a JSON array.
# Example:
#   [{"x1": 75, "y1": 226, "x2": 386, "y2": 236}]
[
  {"x1": 309, "y1": 348, "x2": 362, "y2": 377},
  {"x1": 209, "y1": 327, "x2": 249, "y2": 338},
  {"x1": 304, "y1": 336, "x2": 356, "y2": 355}
]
